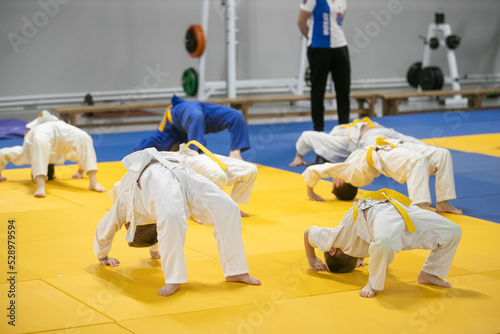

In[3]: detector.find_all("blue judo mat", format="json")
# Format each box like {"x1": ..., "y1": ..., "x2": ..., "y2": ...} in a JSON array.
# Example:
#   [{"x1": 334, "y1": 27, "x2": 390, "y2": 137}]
[{"x1": 1, "y1": 109, "x2": 499, "y2": 222}]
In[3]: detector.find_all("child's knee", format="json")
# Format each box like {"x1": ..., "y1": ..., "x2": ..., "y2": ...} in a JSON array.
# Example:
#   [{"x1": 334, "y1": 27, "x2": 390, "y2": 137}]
[{"x1": 372, "y1": 237, "x2": 398, "y2": 254}]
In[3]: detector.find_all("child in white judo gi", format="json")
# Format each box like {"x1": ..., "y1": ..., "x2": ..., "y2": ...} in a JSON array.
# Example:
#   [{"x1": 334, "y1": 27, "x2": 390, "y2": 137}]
[
  {"x1": 0, "y1": 111, "x2": 106, "y2": 197},
  {"x1": 179, "y1": 141, "x2": 258, "y2": 217},
  {"x1": 302, "y1": 137, "x2": 462, "y2": 214},
  {"x1": 289, "y1": 117, "x2": 422, "y2": 167},
  {"x1": 304, "y1": 188, "x2": 462, "y2": 298},
  {"x1": 94, "y1": 147, "x2": 261, "y2": 297}
]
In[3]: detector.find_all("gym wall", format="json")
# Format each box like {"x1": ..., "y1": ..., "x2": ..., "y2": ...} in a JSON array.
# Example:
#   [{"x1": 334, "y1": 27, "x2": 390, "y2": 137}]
[{"x1": 0, "y1": 0, "x2": 498, "y2": 100}]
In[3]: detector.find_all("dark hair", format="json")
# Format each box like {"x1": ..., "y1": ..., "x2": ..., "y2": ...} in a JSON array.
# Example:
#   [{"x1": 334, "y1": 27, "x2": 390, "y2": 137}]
[
  {"x1": 128, "y1": 224, "x2": 158, "y2": 248},
  {"x1": 332, "y1": 182, "x2": 358, "y2": 201},
  {"x1": 324, "y1": 251, "x2": 357, "y2": 273}
]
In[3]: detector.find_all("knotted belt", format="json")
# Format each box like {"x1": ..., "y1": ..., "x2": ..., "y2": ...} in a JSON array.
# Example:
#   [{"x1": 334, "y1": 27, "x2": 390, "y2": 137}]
[
  {"x1": 352, "y1": 188, "x2": 416, "y2": 233},
  {"x1": 338, "y1": 116, "x2": 375, "y2": 129},
  {"x1": 338, "y1": 117, "x2": 375, "y2": 141},
  {"x1": 186, "y1": 140, "x2": 228, "y2": 171},
  {"x1": 366, "y1": 137, "x2": 398, "y2": 170}
]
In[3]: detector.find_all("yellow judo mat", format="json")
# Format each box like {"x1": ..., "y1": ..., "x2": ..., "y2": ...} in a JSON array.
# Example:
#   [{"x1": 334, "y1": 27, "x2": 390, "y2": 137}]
[
  {"x1": 421, "y1": 133, "x2": 500, "y2": 158},
  {"x1": 1, "y1": 156, "x2": 500, "y2": 334}
]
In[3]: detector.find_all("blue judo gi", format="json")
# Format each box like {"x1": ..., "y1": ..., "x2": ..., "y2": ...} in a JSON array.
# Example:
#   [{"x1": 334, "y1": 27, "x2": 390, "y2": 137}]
[{"x1": 135, "y1": 95, "x2": 250, "y2": 152}]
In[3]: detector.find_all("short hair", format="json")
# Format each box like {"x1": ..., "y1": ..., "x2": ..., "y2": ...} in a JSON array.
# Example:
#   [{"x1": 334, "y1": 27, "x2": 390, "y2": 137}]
[
  {"x1": 324, "y1": 251, "x2": 357, "y2": 273},
  {"x1": 332, "y1": 182, "x2": 358, "y2": 201},
  {"x1": 128, "y1": 224, "x2": 158, "y2": 248}
]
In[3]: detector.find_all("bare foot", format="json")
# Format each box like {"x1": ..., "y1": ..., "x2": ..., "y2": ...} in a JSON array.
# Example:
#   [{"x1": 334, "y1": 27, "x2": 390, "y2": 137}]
[
  {"x1": 158, "y1": 283, "x2": 181, "y2": 297},
  {"x1": 416, "y1": 203, "x2": 434, "y2": 211},
  {"x1": 0, "y1": 175, "x2": 6, "y2": 182},
  {"x1": 289, "y1": 155, "x2": 306, "y2": 167},
  {"x1": 192, "y1": 217, "x2": 203, "y2": 224},
  {"x1": 359, "y1": 281, "x2": 376, "y2": 298},
  {"x1": 417, "y1": 271, "x2": 451, "y2": 288},
  {"x1": 240, "y1": 210, "x2": 250, "y2": 217},
  {"x1": 436, "y1": 201, "x2": 463, "y2": 215},
  {"x1": 72, "y1": 170, "x2": 84, "y2": 179},
  {"x1": 34, "y1": 175, "x2": 46, "y2": 198},
  {"x1": 89, "y1": 183, "x2": 106, "y2": 192},
  {"x1": 226, "y1": 273, "x2": 261, "y2": 286},
  {"x1": 88, "y1": 171, "x2": 106, "y2": 192},
  {"x1": 229, "y1": 150, "x2": 243, "y2": 160},
  {"x1": 149, "y1": 248, "x2": 161, "y2": 259}
]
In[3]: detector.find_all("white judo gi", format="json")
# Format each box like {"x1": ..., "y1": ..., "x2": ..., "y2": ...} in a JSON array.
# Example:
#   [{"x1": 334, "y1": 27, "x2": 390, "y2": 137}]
[
  {"x1": 179, "y1": 144, "x2": 258, "y2": 205},
  {"x1": 295, "y1": 130, "x2": 351, "y2": 163},
  {"x1": 0, "y1": 111, "x2": 98, "y2": 178},
  {"x1": 308, "y1": 197, "x2": 462, "y2": 290},
  {"x1": 93, "y1": 148, "x2": 249, "y2": 284},
  {"x1": 295, "y1": 118, "x2": 422, "y2": 164},
  {"x1": 329, "y1": 118, "x2": 422, "y2": 153},
  {"x1": 302, "y1": 138, "x2": 457, "y2": 205}
]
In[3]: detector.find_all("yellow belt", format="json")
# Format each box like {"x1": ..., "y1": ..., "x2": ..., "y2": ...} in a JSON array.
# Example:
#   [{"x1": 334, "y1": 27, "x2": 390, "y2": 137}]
[
  {"x1": 338, "y1": 117, "x2": 375, "y2": 142},
  {"x1": 352, "y1": 188, "x2": 415, "y2": 233},
  {"x1": 186, "y1": 140, "x2": 228, "y2": 171},
  {"x1": 158, "y1": 105, "x2": 173, "y2": 132},
  {"x1": 338, "y1": 116, "x2": 375, "y2": 129},
  {"x1": 366, "y1": 137, "x2": 398, "y2": 170}
]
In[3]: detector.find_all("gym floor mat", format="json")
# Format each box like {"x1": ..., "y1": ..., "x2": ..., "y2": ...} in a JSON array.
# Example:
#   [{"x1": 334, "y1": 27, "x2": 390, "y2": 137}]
[
  {"x1": 1, "y1": 110, "x2": 499, "y2": 333},
  {"x1": 1, "y1": 163, "x2": 499, "y2": 334}
]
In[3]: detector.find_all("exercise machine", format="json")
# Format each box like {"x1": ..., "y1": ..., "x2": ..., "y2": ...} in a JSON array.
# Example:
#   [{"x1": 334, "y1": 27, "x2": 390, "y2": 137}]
[{"x1": 181, "y1": 0, "x2": 308, "y2": 100}]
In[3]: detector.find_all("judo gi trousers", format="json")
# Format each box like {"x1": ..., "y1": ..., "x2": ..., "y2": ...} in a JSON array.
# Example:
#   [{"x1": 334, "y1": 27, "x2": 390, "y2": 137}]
[
  {"x1": 295, "y1": 131, "x2": 351, "y2": 164},
  {"x1": 184, "y1": 154, "x2": 258, "y2": 205},
  {"x1": 137, "y1": 163, "x2": 249, "y2": 284},
  {"x1": 366, "y1": 202, "x2": 462, "y2": 290}
]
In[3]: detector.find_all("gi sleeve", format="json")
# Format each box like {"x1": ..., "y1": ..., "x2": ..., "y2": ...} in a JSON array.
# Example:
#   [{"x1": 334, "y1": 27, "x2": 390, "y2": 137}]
[
  {"x1": 93, "y1": 197, "x2": 127, "y2": 259},
  {"x1": 302, "y1": 162, "x2": 350, "y2": 188},
  {"x1": 308, "y1": 226, "x2": 343, "y2": 252}
]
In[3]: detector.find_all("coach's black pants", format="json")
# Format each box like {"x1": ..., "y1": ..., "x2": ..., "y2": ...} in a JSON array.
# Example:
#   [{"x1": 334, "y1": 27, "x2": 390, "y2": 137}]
[{"x1": 307, "y1": 46, "x2": 351, "y2": 131}]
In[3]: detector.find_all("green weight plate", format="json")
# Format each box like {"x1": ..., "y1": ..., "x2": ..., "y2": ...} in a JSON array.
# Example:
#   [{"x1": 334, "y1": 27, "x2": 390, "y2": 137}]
[{"x1": 182, "y1": 68, "x2": 198, "y2": 96}]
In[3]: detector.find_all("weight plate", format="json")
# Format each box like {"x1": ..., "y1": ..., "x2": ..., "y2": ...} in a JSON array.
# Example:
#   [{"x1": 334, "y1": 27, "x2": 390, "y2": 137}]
[
  {"x1": 185, "y1": 24, "x2": 206, "y2": 58},
  {"x1": 182, "y1": 68, "x2": 198, "y2": 96},
  {"x1": 304, "y1": 67, "x2": 311, "y2": 87},
  {"x1": 406, "y1": 62, "x2": 422, "y2": 88},
  {"x1": 429, "y1": 37, "x2": 439, "y2": 49},
  {"x1": 419, "y1": 66, "x2": 444, "y2": 91},
  {"x1": 446, "y1": 35, "x2": 460, "y2": 49}
]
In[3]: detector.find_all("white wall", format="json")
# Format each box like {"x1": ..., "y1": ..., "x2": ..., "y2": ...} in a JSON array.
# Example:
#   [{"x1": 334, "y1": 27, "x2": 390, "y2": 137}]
[{"x1": 0, "y1": 0, "x2": 499, "y2": 99}]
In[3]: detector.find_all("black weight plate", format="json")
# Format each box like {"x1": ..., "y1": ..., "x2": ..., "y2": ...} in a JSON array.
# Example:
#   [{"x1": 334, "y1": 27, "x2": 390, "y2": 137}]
[{"x1": 406, "y1": 62, "x2": 422, "y2": 88}]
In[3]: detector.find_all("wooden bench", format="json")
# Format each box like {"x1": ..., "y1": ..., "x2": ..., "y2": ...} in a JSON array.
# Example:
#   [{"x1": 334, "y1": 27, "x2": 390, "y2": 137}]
[
  {"x1": 378, "y1": 88, "x2": 500, "y2": 116},
  {"x1": 50, "y1": 91, "x2": 378, "y2": 126},
  {"x1": 209, "y1": 91, "x2": 377, "y2": 120},
  {"x1": 51, "y1": 102, "x2": 170, "y2": 126}
]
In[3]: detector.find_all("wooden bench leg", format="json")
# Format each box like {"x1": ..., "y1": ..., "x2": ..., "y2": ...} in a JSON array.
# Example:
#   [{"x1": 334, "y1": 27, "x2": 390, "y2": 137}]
[
  {"x1": 366, "y1": 97, "x2": 377, "y2": 117},
  {"x1": 468, "y1": 94, "x2": 485, "y2": 110},
  {"x1": 69, "y1": 113, "x2": 79, "y2": 125},
  {"x1": 383, "y1": 99, "x2": 400, "y2": 116},
  {"x1": 382, "y1": 99, "x2": 390, "y2": 116},
  {"x1": 355, "y1": 99, "x2": 366, "y2": 117},
  {"x1": 60, "y1": 113, "x2": 70, "y2": 123}
]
